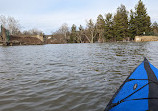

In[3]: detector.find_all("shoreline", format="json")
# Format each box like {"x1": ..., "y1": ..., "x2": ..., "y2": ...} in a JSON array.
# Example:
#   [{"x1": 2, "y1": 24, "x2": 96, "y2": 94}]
[
  {"x1": 1, "y1": 35, "x2": 158, "y2": 46},
  {"x1": 1, "y1": 40, "x2": 158, "y2": 47}
]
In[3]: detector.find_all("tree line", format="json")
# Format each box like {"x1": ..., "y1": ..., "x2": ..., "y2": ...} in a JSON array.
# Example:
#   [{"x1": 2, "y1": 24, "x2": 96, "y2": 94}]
[
  {"x1": 54, "y1": 0, "x2": 158, "y2": 43},
  {"x1": 0, "y1": 16, "x2": 43, "y2": 36},
  {"x1": 0, "y1": 0, "x2": 158, "y2": 43}
]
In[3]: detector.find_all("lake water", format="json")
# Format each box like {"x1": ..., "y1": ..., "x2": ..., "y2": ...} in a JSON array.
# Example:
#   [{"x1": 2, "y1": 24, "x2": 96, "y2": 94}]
[{"x1": 0, "y1": 42, "x2": 158, "y2": 111}]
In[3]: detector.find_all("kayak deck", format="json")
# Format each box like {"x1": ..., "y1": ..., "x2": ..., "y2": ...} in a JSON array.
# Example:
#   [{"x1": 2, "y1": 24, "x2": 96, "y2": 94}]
[{"x1": 105, "y1": 58, "x2": 158, "y2": 111}]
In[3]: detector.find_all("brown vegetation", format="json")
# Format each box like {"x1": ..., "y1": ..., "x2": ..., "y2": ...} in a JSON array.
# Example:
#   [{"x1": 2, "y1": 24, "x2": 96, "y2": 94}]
[
  {"x1": 44, "y1": 34, "x2": 67, "y2": 44},
  {"x1": 135, "y1": 36, "x2": 158, "y2": 42},
  {"x1": 10, "y1": 35, "x2": 43, "y2": 45}
]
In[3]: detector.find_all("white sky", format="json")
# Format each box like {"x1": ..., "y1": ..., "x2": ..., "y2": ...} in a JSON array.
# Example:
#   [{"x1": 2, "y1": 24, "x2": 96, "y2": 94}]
[{"x1": 0, "y1": 0, "x2": 157, "y2": 34}]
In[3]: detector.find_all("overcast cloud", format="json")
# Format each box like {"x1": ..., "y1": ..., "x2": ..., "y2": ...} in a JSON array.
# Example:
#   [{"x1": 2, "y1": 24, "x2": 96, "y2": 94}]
[{"x1": 0, "y1": 0, "x2": 157, "y2": 34}]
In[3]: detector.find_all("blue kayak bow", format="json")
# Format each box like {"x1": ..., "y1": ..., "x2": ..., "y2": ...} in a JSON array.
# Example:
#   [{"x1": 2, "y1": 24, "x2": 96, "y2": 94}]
[{"x1": 105, "y1": 58, "x2": 158, "y2": 111}]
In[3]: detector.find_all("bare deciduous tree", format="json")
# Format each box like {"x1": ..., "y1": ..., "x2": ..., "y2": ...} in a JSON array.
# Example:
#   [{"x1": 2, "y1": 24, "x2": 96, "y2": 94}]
[
  {"x1": 22, "y1": 28, "x2": 43, "y2": 35},
  {"x1": 84, "y1": 19, "x2": 97, "y2": 43},
  {"x1": 0, "y1": 15, "x2": 21, "y2": 35},
  {"x1": 54, "y1": 23, "x2": 69, "y2": 40},
  {"x1": 0, "y1": 15, "x2": 7, "y2": 28}
]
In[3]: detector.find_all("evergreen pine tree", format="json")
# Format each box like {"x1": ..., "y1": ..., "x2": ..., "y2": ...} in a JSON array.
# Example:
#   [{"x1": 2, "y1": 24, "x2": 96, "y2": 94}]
[
  {"x1": 96, "y1": 14, "x2": 105, "y2": 41},
  {"x1": 129, "y1": 10, "x2": 137, "y2": 40},
  {"x1": 105, "y1": 13, "x2": 114, "y2": 41},
  {"x1": 134, "y1": 0, "x2": 151, "y2": 35},
  {"x1": 69, "y1": 24, "x2": 77, "y2": 43},
  {"x1": 113, "y1": 4, "x2": 129, "y2": 41},
  {"x1": 152, "y1": 21, "x2": 158, "y2": 36}
]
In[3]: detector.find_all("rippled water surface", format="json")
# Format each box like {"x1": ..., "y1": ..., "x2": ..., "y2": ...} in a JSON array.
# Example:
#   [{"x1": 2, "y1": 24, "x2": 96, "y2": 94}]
[{"x1": 0, "y1": 42, "x2": 158, "y2": 111}]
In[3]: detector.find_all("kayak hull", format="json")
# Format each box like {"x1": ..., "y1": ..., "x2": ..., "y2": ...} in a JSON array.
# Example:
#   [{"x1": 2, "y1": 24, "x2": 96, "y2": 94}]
[{"x1": 105, "y1": 58, "x2": 158, "y2": 111}]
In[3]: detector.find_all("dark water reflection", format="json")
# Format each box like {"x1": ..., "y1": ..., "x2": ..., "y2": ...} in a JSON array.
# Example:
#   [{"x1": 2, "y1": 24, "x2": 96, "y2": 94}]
[{"x1": 0, "y1": 42, "x2": 158, "y2": 111}]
